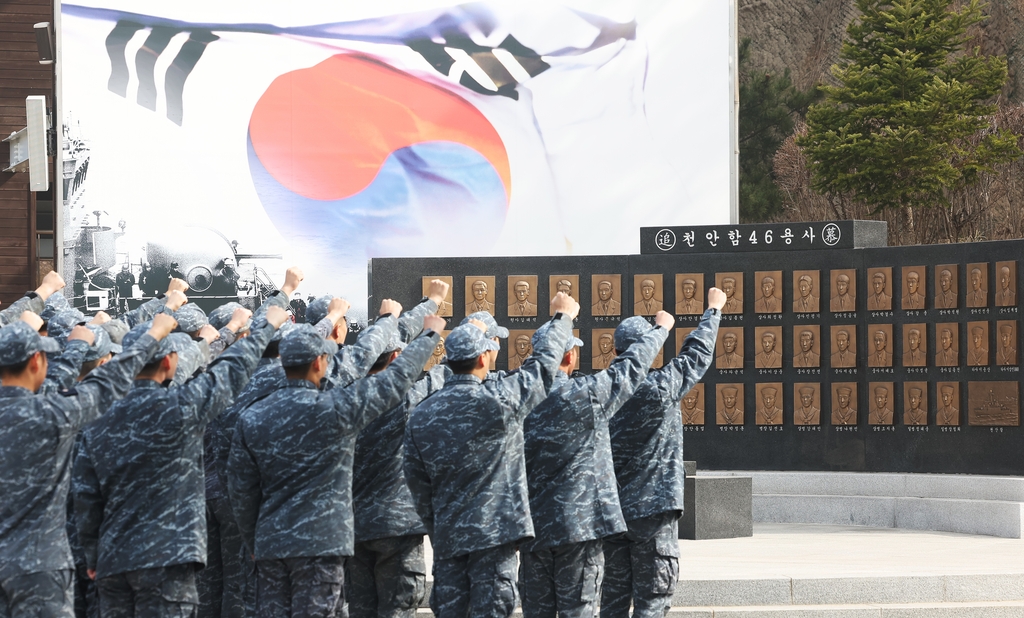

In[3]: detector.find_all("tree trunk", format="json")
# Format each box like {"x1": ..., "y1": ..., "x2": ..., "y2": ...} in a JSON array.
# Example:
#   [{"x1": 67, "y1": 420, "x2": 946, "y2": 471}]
[{"x1": 902, "y1": 205, "x2": 916, "y2": 244}]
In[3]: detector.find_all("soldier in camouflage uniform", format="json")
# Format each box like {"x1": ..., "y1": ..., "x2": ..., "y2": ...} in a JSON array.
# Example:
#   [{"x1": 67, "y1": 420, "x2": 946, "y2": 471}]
[
  {"x1": 0, "y1": 309, "x2": 175, "y2": 618},
  {"x1": 600, "y1": 289, "x2": 725, "y2": 618},
  {"x1": 347, "y1": 280, "x2": 451, "y2": 618},
  {"x1": 404, "y1": 292, "x2": 579, "y2": 618},
  {"x1": 521, "y1": 311, "x2": 676, "y2": 618},
  {"x1": 226, "y1": 300, "x2": 442, "y2": 617},
  {"x1": 72, "y1": 305, "x2": 290, "y2": 617}
]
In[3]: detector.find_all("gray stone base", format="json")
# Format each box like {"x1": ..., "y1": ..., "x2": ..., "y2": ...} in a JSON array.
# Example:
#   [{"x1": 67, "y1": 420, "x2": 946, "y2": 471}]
[{"x1": 681, "y1": 475, "x2": 754, "y2": 540}]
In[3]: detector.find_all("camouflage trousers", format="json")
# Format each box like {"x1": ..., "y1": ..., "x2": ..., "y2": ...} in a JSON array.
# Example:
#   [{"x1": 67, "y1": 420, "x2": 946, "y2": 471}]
[
  {"x1": 0, "y1": 569, "x2": 74, "y2": 618},
  {"x1": 519, "y1": 539, "x2": 604, "y2": 618},
  {"x1": 197, "y1": 497, "x2": 249, "y2": 618},
  {"x1": 600, "y1": 511, "x2": 680, "y2": 618},
  {"x1": 96, "y1": 563, "x2": 199, "y2": 618},
  {"x1": 430, "y1": 542, "x2": 518, "y2": 618},
  {"x1": 346, "y1": 535, "x2": 426, "y2": 618},
  {"x1": 255, "y1": 556, "x2": 346, "y2": 618}
]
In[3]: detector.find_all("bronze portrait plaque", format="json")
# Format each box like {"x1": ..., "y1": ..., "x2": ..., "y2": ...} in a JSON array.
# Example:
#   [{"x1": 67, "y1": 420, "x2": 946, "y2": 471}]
[
  {"x1": 934, "y1": 265, "x2": 958, "y2": 309},
  {"x1": 793, "y1": 383, "x2": 821, "y2": 426},
  {"x1": 652, "y1": 348, "x2": 664, "y2": 369},
  {"x1": 901, "y1": 266, "x2": 927, "y2": 310},
  {"x1": 716, "y1": 327, "x2": 744, "y2": 369},
  {"x1": 508, "y1": 330, "x2": 533, "y2": 371},
  {"x1": 754, "y1": 271, "x2": 782, "y2": 314},
  {"x1": 633, "y1": 274, "x2": 664, "y2": 316},
  {"x1": 966, "y1": 321, "x2": 989, "y2": 366},
  {"x1": 591, "y1": 275, "x2": 623, "y2": 317},
  {"x1": 681, "y1": 384, "x2": 705, "y2": 425},
  {"x1": 465, "y1": 276, "x2": 497, "y2": 315},
  {"x1": 868, "y1": 382, "x2": 895, "y2": 425},
  {"x1": 830, "y1": 325, "x2": 857, "y2": 368},
  {"x1": 716, "y1": 383, "x2": 745, "y2": 425},
  {"x1": 996, "y1": 321, "x2": 1017, "y2": 366},
  {"x1": 936, "y1": 382, "x2": 960, "y2": 426},
  {"x1": 592, "y1": 329, "x2": 616, "y2": 370},
  {"x1": 904, "y1": 382, "x2": 928, "y2": 426},
  {"x1": 935, "y1": 323, "x2": 959, "y2": 366},
  {"x1": 966, "y1": 263, "x2": 988, "y2": 308},
  {"x1": 423, "y1": 276, "x2": 454, "y2": 317},
  {"x1": 754, "y1": 326, "x2": 782, "y2": 369},
  {"x1": 867, "y1": 324, "x2": 894, "y2": 368},
  {"x1": 902, "y1": 323, "x2": 927, "y2": 367},
  {"x1": 675, "y1": 327, "x2": 696, "y2": 355},
  {"x1": 549, "y1": 275, "x2": 580, "y2": 311},
  {"x1": 716, "y1": 272, "x2": 744, "y2": 314},
  {"x1": 674, "y1": 274, "x2": 704, "y2": 315},
  {"x1": 792, "y1": 270, "x2": 820, "y2": 313},
  {"x1": 756, "y1": 382, "x2": 784, "y2": 425},
  {"x1": 793, "y1": 325, "x2": 821, "y2": 368},
  {"x1": 507, "y1": 276, "x2": 539, "y2": 317},
  {"x1": 831, "y1": 383, "x2": 858, "y2": 425},
  {"x1": 995, "y1": 261, "x2": 1016, "y2": 307},
  {"x1": 830, "y1": 269, "x2": 857, "y2": 313},
  {"x1": 968, "y1": 381, "x2": 1020, "y2": 426},
  {"x1": 866, "y1": 267, "x2": 893, "y2": 311},
  {"x1": 425, "y1": 330, "x2": 451, "y2": 370}
]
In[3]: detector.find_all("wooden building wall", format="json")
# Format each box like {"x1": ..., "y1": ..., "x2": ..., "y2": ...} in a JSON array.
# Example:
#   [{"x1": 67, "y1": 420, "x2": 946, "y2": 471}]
[{"x1": 0, "y1": 0, "x2": 54, "y2": 304}]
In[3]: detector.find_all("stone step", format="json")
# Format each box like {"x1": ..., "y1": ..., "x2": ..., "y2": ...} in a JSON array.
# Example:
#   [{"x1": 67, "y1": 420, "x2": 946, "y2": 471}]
[
  {"x1": 418, "y1": 572, "x2": 1024, "y2": 609},
  {"x1": 416, "y1": 600, "x2": 1024, "y2": 616}
]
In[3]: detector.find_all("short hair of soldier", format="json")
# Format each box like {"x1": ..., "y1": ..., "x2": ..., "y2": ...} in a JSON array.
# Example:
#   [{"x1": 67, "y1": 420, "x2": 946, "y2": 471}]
[
  {"x1": 370, "y1": 349, "x2": 398, "y2": 373},
  {"x1": 79, "y1": 358, "x2": 105, "y2": 376},
  {"x1": 447, "y1": 357, "x2": 480, "y2": 374},
  {"x1": 262, "y1": 341, "x2": 280, "y2": 359},
  {"x1": 283, "y1": 359, "x2": 317, "y2": 380},
  {"x1": 0, "y1": 357, "x2": 33, "y2": 378},
  {"x1": 139, "y1": 357, "x2": 167, "y2": 375}
]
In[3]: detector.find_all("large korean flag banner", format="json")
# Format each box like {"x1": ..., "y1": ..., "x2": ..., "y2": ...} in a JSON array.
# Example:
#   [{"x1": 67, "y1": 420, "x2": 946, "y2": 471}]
[{"x1": 61, "y1": 0, "x2": 732, "y2": 318}]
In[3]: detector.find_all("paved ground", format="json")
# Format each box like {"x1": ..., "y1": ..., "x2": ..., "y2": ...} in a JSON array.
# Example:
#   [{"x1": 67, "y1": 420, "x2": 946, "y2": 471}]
[
  {"x1": 680, "y1": 523, "x2": 1024, "y2": 579},
  {"x1": 423, "y1": 523, "x2": 1024, "y2": 580}
]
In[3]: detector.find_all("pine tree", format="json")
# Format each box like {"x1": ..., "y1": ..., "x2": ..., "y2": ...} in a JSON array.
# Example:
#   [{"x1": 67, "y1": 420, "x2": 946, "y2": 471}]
[
  {"x1": 739, "y1": 40, "x2": 820, "y2": 222},
  {"x1": 798, "y1": 0, "x2": 1021, "y2": 231}
]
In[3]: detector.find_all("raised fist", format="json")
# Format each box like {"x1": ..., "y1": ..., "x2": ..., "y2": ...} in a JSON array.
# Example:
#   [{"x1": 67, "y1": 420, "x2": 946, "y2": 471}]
[
  {"x1": 67, "y1": 325, "x2": 96, "y2": 346},
  {"x1": 379, "y1": 299, "x2": 403, "y2": 317},
  {"x1": 327, "y1": 297, "x2": 351, "y2": 317},
  {"x1": 654, "y1": 310, "x2": 675, "y2": 331},
  {"x1": 228, "y1": 307, "x2": 253, "y2": 331},
  {"x1": 19, "y1": 311, "x2": 44, "y2": 332},
  {"x1": 198, "y1": 324, "x2": 221, "y2": 343},
  {"x1": 148, "y1": 314, "x2": 178, "y2": 340},
  {"x1": 36, "y1": 271, "x2": 66, "y2": 301},
  {"x1": 707, "y1": 287, "x2": 727, "y2": 311},
  {"x1": 550, "y1": 292, "x2": 580, "y2": 320},
  {"x1": 281, "y1": 267, "x2": 305, "y2": 296},
  {"x1": 427, "y1": 279, "x2": 451, "y2": 306},
  {"x1": 265, "y1": 305, "x2": 289, "y2": 329},
  {"x1": 164, "y1": 290, "x2": 188, "y2": 312},
  {"x1": 167, "y1": 278, "x2": 189, "y2": 294},
  {"x1": 89, "y1": 311, "x2": 112, "y2": 326},
  {"x1": 423, "y1": 314, "x2": 446, "y2": 334}
]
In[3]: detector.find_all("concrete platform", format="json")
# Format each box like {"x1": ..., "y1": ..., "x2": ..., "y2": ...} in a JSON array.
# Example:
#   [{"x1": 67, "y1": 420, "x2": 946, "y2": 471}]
[
  {"x1": 419, "y1": 523, "x2": 1024, "y2": 616},
  {"x1": 714, "y1": 471, "x2": 1024, "y2": 538}
]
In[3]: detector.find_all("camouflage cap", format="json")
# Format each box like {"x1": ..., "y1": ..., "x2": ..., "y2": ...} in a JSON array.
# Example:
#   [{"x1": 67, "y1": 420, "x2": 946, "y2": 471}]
[
  {"x1": 47, "y1": 309, "x2": 87, "y2": 345},
  {"x1": 279, "y1": 323, "x2": 339, "y2": 367},
  {"x1": 168, "y1": 333, "x2": 204, "y2": 386},
  {"x1": 208, "y1": 302, "x2": 249, "y2": 333},
  {"x1": 614, "y1": 316, "x2": 654, "y2": 352},
  {"x1": 122, "y1": 322, "x2": 175, "y2": 362},
  {"x1": 101, "y1": 319, "x2": 131, "y2": 345},
  {"x1": 271, "y1": 319, "x2": 295, "y2": 343},
  {"x1": 445, "y1": 323, "x2": 500, "y2": 362},
  {"x1": 531, "y1": 329, "x2": 583, "y2": 354},
  {"x1": 83, "y1": 324, "x2": 122, "y2": 362},
  {"x1": 40, "y1": 292, "x2": 71, "y2": 324},
  {"x1": 383, "y1": 330, "x2": 407, "y2": 354},
  {"x1": 174, "y1": 304, "x2": 209, "y2": 334},
  {"x1": 306, "y1": 295, "x2": 334, "y2": 326},
  {"x1": 461, "y1": 311, "x2": 509, "y2": 339},
  {"x1": 0, "y1": 322, "x2": 61, "y2": 366}
]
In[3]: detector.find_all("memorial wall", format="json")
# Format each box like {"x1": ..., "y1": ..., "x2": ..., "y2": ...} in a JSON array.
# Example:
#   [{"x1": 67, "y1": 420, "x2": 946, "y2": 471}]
[{"x1": 369, "y1": 223, "x2": 1024, "y2": 475}]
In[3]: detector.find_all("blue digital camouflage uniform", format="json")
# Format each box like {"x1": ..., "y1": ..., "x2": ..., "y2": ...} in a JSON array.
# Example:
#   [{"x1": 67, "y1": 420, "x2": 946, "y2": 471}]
[
  {"x1": 404, "y1": 314, "x2": 572, "y2": 618},
  {"x1": 0, "y1": 322, "x2": 158, "y2": 618},
  {"x1": 520, "y1": 323, "x2": 668, "y2": 618},
  {"x1": 225, "y1": 323, "x2": 439, "y2": 618},
  {"x1": 347, "y1": 299, "x2": 446, "y2": 618},
  {"x1": 601, "y1": 310, "x2": 719, "y2": 618},
  {"x1": 72, "y1": 317, "x2": 278, "y2": 617}
]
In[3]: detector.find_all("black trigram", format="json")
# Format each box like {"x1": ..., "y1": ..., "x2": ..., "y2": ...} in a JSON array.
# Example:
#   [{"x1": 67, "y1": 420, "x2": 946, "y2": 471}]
[
  {"x1": 407, "y1": 34, "x2": 549, "y2": 100},
  {"x1": 104, "y1": 20, "x2": 219, "y2": 126}
]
